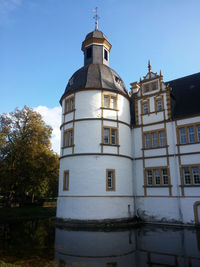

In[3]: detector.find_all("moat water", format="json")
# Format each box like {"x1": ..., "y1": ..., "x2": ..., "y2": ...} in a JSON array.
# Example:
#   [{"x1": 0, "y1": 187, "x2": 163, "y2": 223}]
[{"x1": 0, "y1": 219, "x2": 200, "y2": 266}]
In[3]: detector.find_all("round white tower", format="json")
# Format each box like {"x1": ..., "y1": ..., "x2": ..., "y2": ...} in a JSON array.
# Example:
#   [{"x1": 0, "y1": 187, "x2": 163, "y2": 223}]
[{"x1": 56, "y1": 28, "x2": 134, "y2": 224}]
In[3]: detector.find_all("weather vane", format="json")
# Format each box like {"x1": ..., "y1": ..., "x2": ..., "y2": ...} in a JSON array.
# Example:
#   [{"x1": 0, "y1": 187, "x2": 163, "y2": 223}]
[{"x1": 92, "y1": 7, "x2": 100, "y2": 30}]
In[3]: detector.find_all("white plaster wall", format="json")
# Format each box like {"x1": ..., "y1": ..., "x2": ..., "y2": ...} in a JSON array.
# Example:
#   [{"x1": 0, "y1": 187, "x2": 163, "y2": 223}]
[
  {"x1": 181, "y1": 154, "x2": 200, "y2": 164},
  {"x1": 166, "y1": 121, "x2": 178, "y2": 154},
  {"x1": 118, "y1": 94, "x2": 131, "y2": 124},
  {"x1": 146, "y1": 187, "x2": 170, "y2": 196},
  {"x1": 64, "y1": 112, "x2": 73, "y2": 123},
  {"x1": 144, "y1": 148, "x2": 167, "y2": 157},
  {"x1": 133, "y1": 160, "x2": 144, "y2": 196},
  {"x1": 57, "y1": 196, "x2": 134, "y2": 220},
  {"x1": 58, "y1": 155, "x2": 134, "y2": 220},
  {"x1": 168, "y1": 156, "x2": 181, "y2": 196},
  {"x1": 135, "y1": 197, "x2": 181, "y2": 223},
  {"x1": 74, "y1": 120, "x2": 101, "y2": 153},
  {"x1": 143, "y1": 114, "x2": 164, "y2": 125},
  {"x1": 132, "y1": 128, "x2": 143, "y2": 158},
  {"x1": 119, "y1": 124, "x2": 132, "y2": 156},
  {"x1": 143, "y1": 123, "x2": 164, "y2": 132},
  {"x1": 145, "y1": 157, "x2": 167, "y2": 167},
  {"x1": 184, "y1": 188, "x2": 200, "y2": 196},
  {"x1": 63, "y1": 122, "x2": 73, "y2": 130},
  {"x1": 103, "y1": 109, "x2": 117, "y2": 120},
  {"x1": 59, "y1": 156, "x2": 133, "y2": 196},
  {"x1": 135, "y1": 197, "x2": 200, "y2": 224},
  {"x1": 75, "y1": 90, "x2": 102, "y2": 119},
  {"x1": 180, "y1": 144, "x2": 200, "y2": 154},
  {"x1": 176, "y1": 116, "x2": 200, "y2": 126},
  {"x1": 181, "y1": 198, "x2": 199, "y2": 224}
]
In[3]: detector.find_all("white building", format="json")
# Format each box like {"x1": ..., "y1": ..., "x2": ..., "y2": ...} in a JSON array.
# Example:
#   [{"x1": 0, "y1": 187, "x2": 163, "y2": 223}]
[{"x1": 56, "y1": 28, "x2": 200, "y2": 226}]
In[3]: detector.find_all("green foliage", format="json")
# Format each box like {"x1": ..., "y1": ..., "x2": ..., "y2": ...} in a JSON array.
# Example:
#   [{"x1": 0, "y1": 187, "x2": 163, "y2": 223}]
[{"x1": 0, "y1": 106, "x2": 59, "y2": 206}]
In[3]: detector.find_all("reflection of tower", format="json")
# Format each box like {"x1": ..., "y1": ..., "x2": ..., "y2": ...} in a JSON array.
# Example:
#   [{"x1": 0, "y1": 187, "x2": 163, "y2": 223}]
[
  {"x1": 55, "y1": 228, "x2": 136, "y2": 267},
  {"x1": 54, "y1": 226, "x2": 200, "y2": 267},
  {"x1": 56, "y1": 27, "x2": 134, "y2": 222}
]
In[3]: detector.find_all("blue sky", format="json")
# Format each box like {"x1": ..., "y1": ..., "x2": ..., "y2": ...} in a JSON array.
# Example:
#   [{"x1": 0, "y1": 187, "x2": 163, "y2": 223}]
[{"x1": 1, "y1": 0, "x2": 200, "y2": 152}]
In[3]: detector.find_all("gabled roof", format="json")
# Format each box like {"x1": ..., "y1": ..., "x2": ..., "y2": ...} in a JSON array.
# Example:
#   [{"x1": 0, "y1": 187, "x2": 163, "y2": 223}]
[{"x1": 167, "y1": 72, "x2": 200, "y2": 119}]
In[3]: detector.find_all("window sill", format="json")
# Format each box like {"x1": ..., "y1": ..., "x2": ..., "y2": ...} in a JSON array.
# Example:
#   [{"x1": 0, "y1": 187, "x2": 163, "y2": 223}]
[
  {"x1": 179, "y1": 184, "x2": 200, "y2": 187},
  {"x1": 62, "y1": 145, "x2": 75, "y2": 149},
  {"x1": 142, "y1": 145, "x2": 168, "y2": 150},
  {"x1": 63, "y1": 109, "x2": 76, "y2": 115},
  {"x1": 100, "y1": 143, "x2": 120, "y2": 147},
  {"x1": 177, "y1": 142, "x2": 200, "y2": 146},
  {"x1": 106, "y1": 189, "x2": 116, "y2": 192},
  {"x1": 100, "y1": 107, "x2": 119, "y2": 111},
  {"x1": 143, "y1": 185, "x2": 172, "y2": 188}
]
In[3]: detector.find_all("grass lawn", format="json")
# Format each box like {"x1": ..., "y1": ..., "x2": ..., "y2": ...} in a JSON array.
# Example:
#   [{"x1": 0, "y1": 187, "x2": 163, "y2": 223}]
[{"x1": 0, "y1": 206, "x2": 56, "y2": 222}]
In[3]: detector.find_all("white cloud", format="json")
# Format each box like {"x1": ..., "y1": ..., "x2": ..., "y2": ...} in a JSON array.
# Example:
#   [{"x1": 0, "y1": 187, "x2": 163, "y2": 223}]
[{"x1": 34, "y1": 105, "x2": 62, "y2": 155}]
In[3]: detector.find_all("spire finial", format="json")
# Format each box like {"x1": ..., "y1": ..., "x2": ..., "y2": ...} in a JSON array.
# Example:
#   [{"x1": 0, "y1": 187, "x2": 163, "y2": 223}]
[
  {"x1": 92, "y1": 7, "x2": 100, "y2": 30},
  {"x1": 148, "y1": 60, "x2": 152, "y2": 73}
]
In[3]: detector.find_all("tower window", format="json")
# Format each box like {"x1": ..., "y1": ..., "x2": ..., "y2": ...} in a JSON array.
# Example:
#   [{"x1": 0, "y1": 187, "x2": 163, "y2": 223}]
[
  {"x1": 63, "y1": 170, "x2": 69, "y2": 191},
  {"x1": 64, "y1": 96, "x2": 74, "y2": 114},
  {"x1": 103, "y1": 127, "x2": 118, "y2": 145},
  {"x1": 86, "y1": 47, "x2": 92, "y2": 59},
  {"x1": 63, "y1": 129, "x2": 73, "y2": 147},
  {"x1": 106, "y1": 169, "x2": 115, "y2": 191},
  {"x1": 104, "y1": 49, "x2": 108, "y2": 60},
  {"x1": 103, "y1": 94, "x2": 117, "y2": 109}
]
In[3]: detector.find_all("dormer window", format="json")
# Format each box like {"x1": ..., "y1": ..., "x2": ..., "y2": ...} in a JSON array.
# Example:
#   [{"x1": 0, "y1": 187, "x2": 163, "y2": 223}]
[
  {"x1": 145, "y1": 85, "x2": 150, "y2": 92},
  {"x1": 104, "y1": 49, "x2": 108, "y2": 61},
  {"x1": 143, "y1": 81, "x2": 158, "y2": 94},
  {"x1": 86, "y1": 47, "x2": 92, "y2": 59},
  {"x1": 152, "y1": 82, "x2": 157, "y2": 90}
]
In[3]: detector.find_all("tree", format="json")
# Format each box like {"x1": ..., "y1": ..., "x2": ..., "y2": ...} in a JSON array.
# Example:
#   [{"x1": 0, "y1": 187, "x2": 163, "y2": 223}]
[{"x1": 0, "y1": 106, "x2": 59, "y2": 206}]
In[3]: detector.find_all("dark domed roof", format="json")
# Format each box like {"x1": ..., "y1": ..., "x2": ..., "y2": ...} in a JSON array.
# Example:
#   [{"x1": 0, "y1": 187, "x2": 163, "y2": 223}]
[
  {"x1": 61, "y1": 64, "x2": 128, "y2": 100},
  {"x1": 85, "y1": 30, "x2": 109, "y2": 42}
]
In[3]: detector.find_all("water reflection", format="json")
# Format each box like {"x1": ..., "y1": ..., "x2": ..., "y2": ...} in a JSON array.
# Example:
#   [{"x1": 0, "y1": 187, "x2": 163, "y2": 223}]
[
  {"x1": 0, "y1": 219, "x2": 55, "y2": 266},
  {"x1": 0, "y1": 219, "x2": 200, "y2": 266},
  {"x1": 55, "y1": 226, "x2": 200, "y2": 267}
]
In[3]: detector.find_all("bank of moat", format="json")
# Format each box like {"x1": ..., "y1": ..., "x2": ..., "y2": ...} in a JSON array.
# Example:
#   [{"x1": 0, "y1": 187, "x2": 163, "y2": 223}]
[{"x1": 56, "y1": 27, "x2": 200, "y2": 226}]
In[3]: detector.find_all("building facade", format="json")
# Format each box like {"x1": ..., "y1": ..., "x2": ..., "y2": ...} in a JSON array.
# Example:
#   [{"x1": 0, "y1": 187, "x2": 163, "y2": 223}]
[{"x1": 56, "y1": 28, "x2": 200, "y2": 225}]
